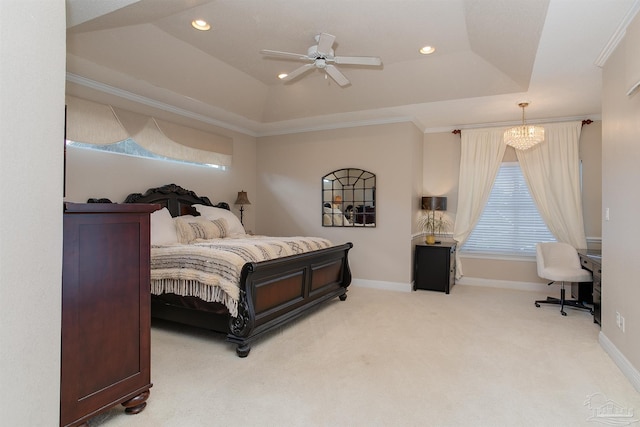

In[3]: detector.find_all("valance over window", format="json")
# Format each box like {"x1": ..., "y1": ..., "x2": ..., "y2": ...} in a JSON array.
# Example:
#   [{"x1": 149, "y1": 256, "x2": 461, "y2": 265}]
[{"x1": 65, "y1": 96, "x2": 233, "y2": 167}]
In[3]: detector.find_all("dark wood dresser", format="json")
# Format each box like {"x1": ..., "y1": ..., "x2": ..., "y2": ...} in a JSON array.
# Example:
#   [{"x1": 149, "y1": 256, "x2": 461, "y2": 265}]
[
  {"x1": 414, "y1": 242, "x2": 456, "y2": 294},
  {"x1": 61, "y1": 202, "x2": 158, "y2": 427}
]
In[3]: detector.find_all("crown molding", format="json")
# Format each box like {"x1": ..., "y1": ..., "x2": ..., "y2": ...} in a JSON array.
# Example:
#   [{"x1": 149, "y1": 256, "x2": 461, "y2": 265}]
[
  {"x1": 66, "y1": 73, "x2": 423, "y2": 138},
  {"x1": 65, "y1": 73, "x2": 601, "y2": 140},
  {"x1": 255, "y1": 116, "x2": 415, "y2": 137},
  {"x1": 594, "y1": 0, "x2": 640, "y2": 67},
  {"x1": 66, "y1": 72, "x2": 259, "y2": 137}
]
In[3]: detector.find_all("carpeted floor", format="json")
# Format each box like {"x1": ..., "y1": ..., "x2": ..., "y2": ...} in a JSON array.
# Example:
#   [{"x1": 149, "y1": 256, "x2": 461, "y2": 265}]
[{"x1": 88, "y1": 284, "x2": 640, "y2": 427}]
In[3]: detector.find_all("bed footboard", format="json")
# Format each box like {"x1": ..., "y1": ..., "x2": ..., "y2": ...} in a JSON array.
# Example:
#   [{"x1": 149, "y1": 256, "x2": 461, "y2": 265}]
[{"x1": 228, "y1": 242, "x2": 353, "y2": 357}]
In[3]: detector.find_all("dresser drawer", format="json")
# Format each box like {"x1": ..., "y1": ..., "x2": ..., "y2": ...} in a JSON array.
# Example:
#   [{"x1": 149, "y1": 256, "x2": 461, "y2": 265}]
[{"x1": 580, "y1": 256, "x2": 594, "y2": 271}]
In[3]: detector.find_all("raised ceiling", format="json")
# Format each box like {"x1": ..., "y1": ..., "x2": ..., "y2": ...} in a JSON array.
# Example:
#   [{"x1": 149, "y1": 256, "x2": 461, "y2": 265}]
[{"x1": 66, "y1": 0, "x2": 638, "y2": 136}]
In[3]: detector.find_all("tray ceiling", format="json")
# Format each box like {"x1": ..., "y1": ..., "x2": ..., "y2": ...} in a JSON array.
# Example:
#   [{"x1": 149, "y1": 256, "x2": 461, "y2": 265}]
[{"x1": 66, "y1": 0, "x2": 638, "y2": 135}]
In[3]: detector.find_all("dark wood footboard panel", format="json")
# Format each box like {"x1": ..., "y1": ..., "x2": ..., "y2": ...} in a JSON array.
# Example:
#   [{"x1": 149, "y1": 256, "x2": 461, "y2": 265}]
[
  {"x1": 228, "y1": 242, "x2": 353, "y2": 356},
  {"x1": 149, "y1": 242, "x2": 352, "y2": 357}
]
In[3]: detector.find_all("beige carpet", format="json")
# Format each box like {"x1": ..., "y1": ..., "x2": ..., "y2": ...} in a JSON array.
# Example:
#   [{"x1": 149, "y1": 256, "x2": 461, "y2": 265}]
[{"x1": 88, "y1": 285, "x2": 640, "y2": 427}]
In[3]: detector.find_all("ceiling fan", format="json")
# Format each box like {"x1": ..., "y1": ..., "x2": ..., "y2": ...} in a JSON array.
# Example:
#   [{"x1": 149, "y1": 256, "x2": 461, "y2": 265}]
[{"x1": 260, "y1": 33, "x2": 382, "y2": 87}]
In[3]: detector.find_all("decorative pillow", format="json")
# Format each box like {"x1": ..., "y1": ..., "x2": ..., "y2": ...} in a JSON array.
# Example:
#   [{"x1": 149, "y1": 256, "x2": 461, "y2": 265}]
[
  {"x1": 175, "y1": 217, "x2": 228, "y2": 244},
  {"x1": 150, "y1": 207, "x2": 178, "y2": 245},
  {"x1": 193, "y1": 204, "x2": 246, "y2": 235}
]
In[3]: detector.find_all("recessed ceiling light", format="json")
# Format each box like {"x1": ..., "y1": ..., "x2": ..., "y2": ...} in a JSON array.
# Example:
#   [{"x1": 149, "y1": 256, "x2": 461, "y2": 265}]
[
  {"x1": 191, "y1": 19, "x2": 211, "y2": 31},
  {"x1": 419, "y1": 45, "x2": 436, "y2": 55},
  {"x1": 278, "y1": 73, "x2": 288, "y2": 80}
]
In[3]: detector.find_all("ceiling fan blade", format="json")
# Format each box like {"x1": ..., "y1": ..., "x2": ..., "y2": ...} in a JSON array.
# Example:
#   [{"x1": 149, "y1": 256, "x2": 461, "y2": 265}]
[
  {"x1": 260, "y1": 49, "x2": 310, "y2": 61},
  {"x1": 325, "y1": 64, "x2": 350, "y2": 87},
  {"x1": 282, "y1": 63, "x2": 315, "y2": 81},
  {"x1": 334, "y1": 55, "x2": 382, "y2": 66},
  {"x1": 316, "y1": 33, "x2": 336, "y2": 56}
]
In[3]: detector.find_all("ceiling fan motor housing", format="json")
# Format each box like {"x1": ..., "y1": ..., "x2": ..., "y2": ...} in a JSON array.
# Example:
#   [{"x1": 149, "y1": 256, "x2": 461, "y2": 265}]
[{"x1": 308, "y1": 45, "x2": 334, "y2": 60}]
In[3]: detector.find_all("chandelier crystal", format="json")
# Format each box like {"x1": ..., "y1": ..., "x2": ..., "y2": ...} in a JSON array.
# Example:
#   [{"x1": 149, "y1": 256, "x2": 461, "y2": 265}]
[{"x1": 504, "y1": 102, "x2": 544, "y2": 150}]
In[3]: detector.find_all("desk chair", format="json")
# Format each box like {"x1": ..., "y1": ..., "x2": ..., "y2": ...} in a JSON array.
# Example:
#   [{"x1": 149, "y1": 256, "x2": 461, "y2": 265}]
[{"x1": 535, "y1": 242, "x2": 593, "y2": 316}]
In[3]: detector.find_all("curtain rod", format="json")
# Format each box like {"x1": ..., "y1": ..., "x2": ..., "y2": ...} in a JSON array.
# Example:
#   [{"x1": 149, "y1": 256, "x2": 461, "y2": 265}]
[{"x1": 451, "y1": 119, "x2": 593, "y2": 135}]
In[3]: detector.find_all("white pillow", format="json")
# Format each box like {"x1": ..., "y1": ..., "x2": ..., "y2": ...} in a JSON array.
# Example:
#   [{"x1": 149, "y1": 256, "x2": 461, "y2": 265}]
[
  {"x1": 175, "y1": 217, "x2": 228, "y2": 244},
  {"x1": 150, "y1": 207, "x2": 178, "y2": 245},
  {"x1": 193, "y1": 204, "x2": 245, "y2": 235}
]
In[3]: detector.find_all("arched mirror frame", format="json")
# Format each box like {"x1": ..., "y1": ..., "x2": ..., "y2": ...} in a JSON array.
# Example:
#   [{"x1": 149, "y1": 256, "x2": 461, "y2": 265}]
[{"x1": 322, "y1": 168, "x2": 376, "y2": 227}]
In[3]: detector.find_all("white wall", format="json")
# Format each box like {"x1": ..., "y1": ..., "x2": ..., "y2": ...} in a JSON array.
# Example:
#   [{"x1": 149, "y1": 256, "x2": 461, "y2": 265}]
[
  {"x1": 0, "y1": 1, "x2": 65, "y2": 424},
  {"x1": 68, "y1": 120, "x2": 424, "y2": 290},
  {"x1": 601, "y1": 11, "x2": 640, "y2": 381},
  {"x1": 257, "y1": 122, "x2": 423, "y2": 289}
]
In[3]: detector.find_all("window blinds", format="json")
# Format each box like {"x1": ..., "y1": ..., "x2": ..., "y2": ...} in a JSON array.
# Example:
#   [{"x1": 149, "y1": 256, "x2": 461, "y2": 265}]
[{"x1": 461, "y1": 162, "x2": 556, "y2": 256}]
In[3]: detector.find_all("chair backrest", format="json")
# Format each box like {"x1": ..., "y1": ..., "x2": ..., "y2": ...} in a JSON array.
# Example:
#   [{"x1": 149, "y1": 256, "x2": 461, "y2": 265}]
[{"x1": 536, "y1": 242, "x2": 582, "y2": 278}]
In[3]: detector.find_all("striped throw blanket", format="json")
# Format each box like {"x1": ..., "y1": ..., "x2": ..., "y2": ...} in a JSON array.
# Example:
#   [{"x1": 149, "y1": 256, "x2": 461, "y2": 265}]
[{"x1": 151, "y1": 235, "x2": 333, "y2": 317}]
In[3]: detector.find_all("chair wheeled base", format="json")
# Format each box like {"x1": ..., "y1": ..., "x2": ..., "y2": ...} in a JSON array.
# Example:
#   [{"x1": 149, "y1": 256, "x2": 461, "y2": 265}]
[{"x1": 535, "y1": 281, "x2": 593, "y2": 316}]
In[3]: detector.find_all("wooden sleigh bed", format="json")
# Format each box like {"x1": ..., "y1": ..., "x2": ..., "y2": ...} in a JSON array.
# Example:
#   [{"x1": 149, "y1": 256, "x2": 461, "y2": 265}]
[{"x1": 122, "y1": 184, "x2": 353, "y2": 357}]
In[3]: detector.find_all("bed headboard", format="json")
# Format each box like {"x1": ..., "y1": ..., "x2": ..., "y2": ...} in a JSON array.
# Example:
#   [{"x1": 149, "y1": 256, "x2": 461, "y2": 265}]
[{"x1": 123, "y1": 183, "x2": 230, "y2": 217}]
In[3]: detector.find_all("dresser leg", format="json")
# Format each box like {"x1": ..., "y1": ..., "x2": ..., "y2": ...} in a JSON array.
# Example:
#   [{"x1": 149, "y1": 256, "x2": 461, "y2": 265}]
[{"x1": 122, "y1": 390, "x2": 150, "y2": 414}]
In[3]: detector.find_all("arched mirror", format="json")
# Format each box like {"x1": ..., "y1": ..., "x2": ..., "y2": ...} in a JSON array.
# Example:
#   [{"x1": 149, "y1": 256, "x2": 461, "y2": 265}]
[{"x1": 322, "y1": 168, "x2": 376, "y2": 227}]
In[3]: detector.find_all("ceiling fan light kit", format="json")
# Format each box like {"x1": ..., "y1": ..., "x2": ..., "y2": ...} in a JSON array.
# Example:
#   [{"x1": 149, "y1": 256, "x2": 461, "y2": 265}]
[
  {"x1": 504, "y1": 102, "x2": 545, "y2": 150},
  {"x1": 261, "y1": 32, "x2": 381, "y2": 87}
]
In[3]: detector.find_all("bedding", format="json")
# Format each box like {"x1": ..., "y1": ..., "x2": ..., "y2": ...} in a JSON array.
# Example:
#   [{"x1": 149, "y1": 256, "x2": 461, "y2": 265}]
[
  {"x1": 151, "y1": 235, "x2": 333, "y2": 317},
  {"x1": 123, "y1": 183, "x2": 352, "y2": 357}
]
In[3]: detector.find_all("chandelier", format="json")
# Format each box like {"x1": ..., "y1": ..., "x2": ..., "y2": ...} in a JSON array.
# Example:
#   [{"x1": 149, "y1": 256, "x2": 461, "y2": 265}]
[{"x1": 503, "y1": 102, "x2": 544, "y2": 150}]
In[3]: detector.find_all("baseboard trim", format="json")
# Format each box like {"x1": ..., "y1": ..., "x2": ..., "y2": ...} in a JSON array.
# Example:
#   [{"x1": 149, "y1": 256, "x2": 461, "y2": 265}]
[
  {"x1": 456, "y1": 276, "x2": 549, "y2": 292},
  {"x1": 599, "y1": 331, "x2": 640, "y2": 393},
  {"x1": 351, "y1": 278, "x2": 412, "y2": 292},
  {"x1": 351, "y1": 277, "x2": 547, "y2": 293}
]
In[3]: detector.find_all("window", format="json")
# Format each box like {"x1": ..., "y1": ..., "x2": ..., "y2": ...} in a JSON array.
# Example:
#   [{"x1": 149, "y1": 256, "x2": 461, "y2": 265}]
[
  {"x1": 461, "y1": 162, "x2": 555, "y2": 257},
  {"x1": 66, "y1": 139, "x2": 226, "y2": 170}
]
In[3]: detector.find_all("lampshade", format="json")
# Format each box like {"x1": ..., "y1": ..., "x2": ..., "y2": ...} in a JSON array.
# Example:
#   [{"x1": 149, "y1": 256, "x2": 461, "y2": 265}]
[
  {"x1": 422, "y1": 196, "x2": 447, "y2": 211},
  {"x1": 234, "y1": 191, "x2": 251, "y2": 205},
  {"x1": 504, "y1": 102, "x2": 544, "y2": 150}
]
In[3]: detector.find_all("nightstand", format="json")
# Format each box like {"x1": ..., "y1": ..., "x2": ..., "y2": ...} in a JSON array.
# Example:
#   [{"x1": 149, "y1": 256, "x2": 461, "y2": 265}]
[{"x1": 414, "y1": 242, "x2": 456, "y2": 293}]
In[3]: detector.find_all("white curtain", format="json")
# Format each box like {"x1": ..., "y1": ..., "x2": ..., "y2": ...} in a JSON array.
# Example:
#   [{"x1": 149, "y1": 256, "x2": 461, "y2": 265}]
[
  {"x1": 453, "y1": 127, "x2": 507, "y2": 278},
  {"x1": 65, "y1": 95, "x2": 233, "y2": 166},
  {"x1": 65, "y1": 96, "x2": 129, "y2": 144},
  {"x1": 113, "y1": 107, "x2": 233, "y2": 167},
  {"x1": 516, "y1": 121, "x2": 587, "y2": 248}
]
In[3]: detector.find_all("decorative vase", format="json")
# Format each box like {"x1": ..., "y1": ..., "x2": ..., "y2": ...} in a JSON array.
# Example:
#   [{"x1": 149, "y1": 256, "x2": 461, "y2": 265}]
[{"x1": 425, "y1": 234, "x2": 436, "y2": 245}]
